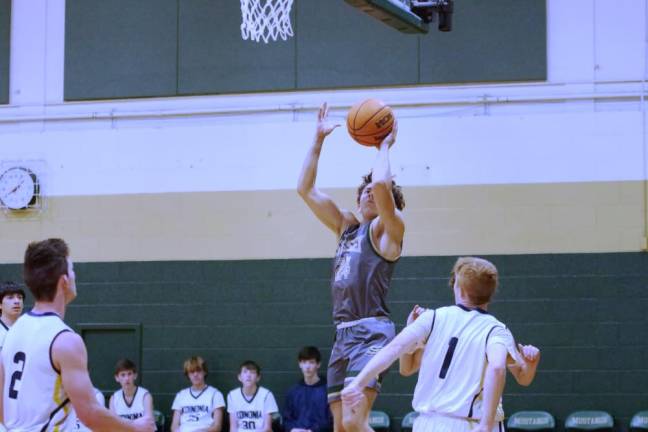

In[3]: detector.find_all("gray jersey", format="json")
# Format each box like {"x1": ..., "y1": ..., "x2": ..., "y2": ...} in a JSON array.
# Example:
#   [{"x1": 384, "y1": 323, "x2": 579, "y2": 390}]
[{"x1": 331, "y1": 222, "x2": 398, "y2": 323}]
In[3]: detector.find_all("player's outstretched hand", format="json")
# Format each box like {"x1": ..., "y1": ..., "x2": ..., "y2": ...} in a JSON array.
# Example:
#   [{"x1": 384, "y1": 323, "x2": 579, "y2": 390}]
[
  {"x1": 132, "y1": 415, "x2": 156, "y2": 432},
  {"x1": 380, "y1": 119, "x2": 398, "y2": 149},
  {"x1": 316, "y1": 102, "x2": 340, "y2": 140},
  {"x1": 341, "y1": 384, "x2": 365, "y2": 409},
  {"x1": 518, "y1": 343, "x2": 541, "y2": 364},
  {"x1": 406, "y1": 304, "x2": 426, "y2": 326}
]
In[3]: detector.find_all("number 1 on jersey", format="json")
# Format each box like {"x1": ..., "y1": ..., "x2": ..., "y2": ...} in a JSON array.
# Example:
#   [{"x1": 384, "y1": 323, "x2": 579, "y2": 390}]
[{"x1": 439, "y1": 337, "x2": 458, "y2": 379}]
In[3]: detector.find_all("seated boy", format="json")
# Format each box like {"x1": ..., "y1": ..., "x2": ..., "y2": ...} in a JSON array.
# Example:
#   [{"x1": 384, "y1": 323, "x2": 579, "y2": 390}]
[
  {"x1": 0, "y1": 281, "x2": 25, "y2": 350},
  {"x1": 227, "y1": 361, "x2": 278, "y2": 432},
  {"x1": 109, "y1": 359, "x2": 154, "y2": 421},
  {"x1": 171, "y1": 356, "x2": 225, "y2": 432},
  {"x1": 283, "y1": 347, "x2": 332, "y2": 432}
]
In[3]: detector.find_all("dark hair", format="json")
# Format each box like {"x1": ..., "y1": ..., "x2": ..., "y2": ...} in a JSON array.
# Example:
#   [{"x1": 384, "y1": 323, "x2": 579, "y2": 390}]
[
  {"x1": 298, "y1": 346, "x2": 321, "y2": 363},
  {"x1": 356, "y1": 172, "x2": 405, "y2": 211},
  {"x1": 23, "y1": 239, "x2": 69, "y2": 302},
  {"x1": 114, "y1": 358, "x2": 137, "y2": 375},
  {"x1": 0, "y1": 281, "x2": 25, "y2": 307},
  {"x1": 239, "y1": 360, "x2": 261, "y2": 375},
  {"x1": 184, "y1": 356, "x2": 208, "y2": 377}
]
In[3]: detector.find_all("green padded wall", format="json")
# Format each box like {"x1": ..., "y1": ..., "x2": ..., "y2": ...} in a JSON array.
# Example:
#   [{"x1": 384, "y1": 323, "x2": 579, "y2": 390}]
[
  {"x1": 0, "y1": 0, "x2": 10, "y2": 104},
  {"x1": 64, "y1": 0, "x2": 178, "y2": 100},
  {"x1": 420, "y1": 0, "x2": 547, "y2": 83},
  {"x1": 1, "y1": 252, "x2": 646, "y2": 431},
  {"x1": 64, "y1": 0, "x2": 546, "y2": 100}
]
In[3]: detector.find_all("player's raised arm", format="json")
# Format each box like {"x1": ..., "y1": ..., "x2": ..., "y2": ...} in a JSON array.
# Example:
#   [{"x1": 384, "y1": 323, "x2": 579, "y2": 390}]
[
  {"x1": 371, "y1": 122, "x2": 405, "y2": 259},
  {"x1": 53, "y1": 332, "x2": 154, "y2": 432},
  {"x1": 297, "y1": 102, "x2": 357, "y2": 236}
]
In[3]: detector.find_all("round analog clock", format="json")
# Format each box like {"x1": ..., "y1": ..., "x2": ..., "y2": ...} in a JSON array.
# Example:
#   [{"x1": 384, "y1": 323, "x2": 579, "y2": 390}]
[{"x1": 0, "y1": 167, "x2": 40, "y2": 210}]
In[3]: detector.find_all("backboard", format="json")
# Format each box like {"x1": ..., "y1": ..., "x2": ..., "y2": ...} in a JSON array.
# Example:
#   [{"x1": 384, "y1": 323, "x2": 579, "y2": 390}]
[{"x1": 344, "y1": 0, "x2": 429, "y2": 34}]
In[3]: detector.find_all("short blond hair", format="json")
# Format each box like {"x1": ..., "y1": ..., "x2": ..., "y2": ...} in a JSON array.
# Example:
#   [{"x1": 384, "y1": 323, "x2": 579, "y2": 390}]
[
  {"x1": 449, "y1": 257, "x2": 498, "y2": 305},
  {"x1": 183, "y1": 356, "x2": 208, "y2": 377}
]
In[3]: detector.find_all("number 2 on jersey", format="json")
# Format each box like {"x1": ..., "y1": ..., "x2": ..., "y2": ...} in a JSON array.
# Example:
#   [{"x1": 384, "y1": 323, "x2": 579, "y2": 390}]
[
  {"x1": 9, "y1": 351, "x2": 26, "y2": 399},
  {"x1": 439, "y1": 337, "x2": 458, "y2": 379}
]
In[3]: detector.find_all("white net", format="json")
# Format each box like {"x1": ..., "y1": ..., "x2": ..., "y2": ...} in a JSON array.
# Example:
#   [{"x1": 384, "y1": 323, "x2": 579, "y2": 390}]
[{"x1": 240, "y1": 0, "x2": 294, "y2": 43}]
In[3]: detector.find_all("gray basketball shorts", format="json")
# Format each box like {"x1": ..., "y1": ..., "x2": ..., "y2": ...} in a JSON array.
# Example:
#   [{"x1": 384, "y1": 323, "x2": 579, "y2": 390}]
[{"x1": 327, "y1": 317, "x2": 396, "y2": 403}]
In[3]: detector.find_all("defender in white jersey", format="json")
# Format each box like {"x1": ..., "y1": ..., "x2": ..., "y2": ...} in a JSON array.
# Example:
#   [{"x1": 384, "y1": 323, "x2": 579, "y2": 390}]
[
  {"x1": 227, "y1": 361, "x2": 278, "y2": 432},
  {"x1": 342, "y1": 257, "x2": 541, "y2": 432},
  {"x1": 76, "y1": 389, "x2": 106, "y2": 431},
  {"x1": 110, "y1": 359, "x2": 154, "y2": 422},
  {"x1": 171, "y1": 356, "x2": 225, "y2": 432},
  {"x1": 0, "y1": 281, "x2": 25, "y2": 351},
  {"x1": 0, "y1": 238, "x2": 154, "y2": 432}
]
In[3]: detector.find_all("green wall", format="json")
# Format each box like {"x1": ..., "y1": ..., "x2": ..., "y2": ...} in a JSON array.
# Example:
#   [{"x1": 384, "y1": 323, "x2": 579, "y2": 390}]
[
  {"x1": 0, "y1": 0, "x2": 10, "y2": 104},
  {"x1": 64, "y1": 0, "x2": 546, "y2": 100},
  {"x1": 1, "y1": 253, "x2": 646, "y2": 431}
]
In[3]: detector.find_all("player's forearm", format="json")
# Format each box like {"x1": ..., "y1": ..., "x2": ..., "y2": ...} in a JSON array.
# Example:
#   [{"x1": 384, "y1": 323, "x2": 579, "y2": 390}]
[
  {"x1": 514, "y1": 359, "x2": 539, "y2": 386},
  {"x1": 82, "y1": 405, "x2": 140, "y2": 432},
  {"x1": 479, "y1": 364, "x2": 506, "y2": 429},
  {"x1": 352, "y1": 339, "x2": 402, "y2": 388},
  {"x1": 398, "y1": 349, "x2": 421, "y2": 376},
  {"x1": 297, "y1": 135, "x2": 324, "y2": 197},
  {"x1": 372, "y1": 141, "x2": 392, "y2": 187}
]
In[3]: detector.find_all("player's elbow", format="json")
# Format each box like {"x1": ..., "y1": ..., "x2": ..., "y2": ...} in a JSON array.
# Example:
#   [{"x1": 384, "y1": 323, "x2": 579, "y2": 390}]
[
  {"x1": 489, "y1": 364, "x2": 507, "y2": 379},
  {"x1": 297, "y1": 184, "x2": 313, "y2": 200},
  {"x1": 515, "y1": 371, "x2": 534, "y2": 387},
  {"x1": 399, "y1": 366, "x2": 416, "y2": 377}
]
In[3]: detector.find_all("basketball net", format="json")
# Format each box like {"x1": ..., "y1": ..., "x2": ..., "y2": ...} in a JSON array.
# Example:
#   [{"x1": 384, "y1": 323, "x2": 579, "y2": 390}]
[{"x1": 240, "y1": 0, "x2": 294, "y2": 43}]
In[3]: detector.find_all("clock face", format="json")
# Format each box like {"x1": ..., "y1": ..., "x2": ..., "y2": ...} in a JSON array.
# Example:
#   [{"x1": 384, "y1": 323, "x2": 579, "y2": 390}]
[{"x1": 0, "y1": 167, "x2": 38, "y2": 210}]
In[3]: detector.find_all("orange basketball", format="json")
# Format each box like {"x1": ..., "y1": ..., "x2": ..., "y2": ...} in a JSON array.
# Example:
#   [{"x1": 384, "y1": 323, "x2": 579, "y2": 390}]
[{"x1": 347, "y1": 99, "x2": 395, "y2": 147}]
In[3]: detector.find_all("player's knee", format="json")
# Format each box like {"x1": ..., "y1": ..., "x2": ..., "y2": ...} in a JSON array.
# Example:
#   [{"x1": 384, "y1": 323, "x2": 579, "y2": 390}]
[{"x1": 342, "y1": 413, "x2": 364, "y2": 432}]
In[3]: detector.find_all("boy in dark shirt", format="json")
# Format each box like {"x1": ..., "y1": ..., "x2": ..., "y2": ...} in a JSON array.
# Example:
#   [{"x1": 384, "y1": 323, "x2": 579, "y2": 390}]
[{"x1": 283, "y1": 347, "x2": 332, "y2": 432}]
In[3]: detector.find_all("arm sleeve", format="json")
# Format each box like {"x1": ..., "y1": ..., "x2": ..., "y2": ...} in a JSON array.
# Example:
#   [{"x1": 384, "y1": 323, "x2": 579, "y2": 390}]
[
  {"x1": 171, "y1": 391, "x2": 182, "y2": 411},
  {"x1": 399, "y1": 309, "x2": 436, "y2": 347},
  {"x1": 487, "y1": 326, "x2": 522, "y2": 364},
  {"x1": 264, "y1": 390, "x2": 279, "y2": 414},
  {"x1": 212, "y1": 389, "x2": 226, "y2": 410},
  {"x1": 226, "y1": 392, "x2": 235, "y2": 414}
]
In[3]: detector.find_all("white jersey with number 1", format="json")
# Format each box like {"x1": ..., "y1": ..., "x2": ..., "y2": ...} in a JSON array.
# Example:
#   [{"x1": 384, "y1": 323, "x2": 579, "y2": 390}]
[
  {"x1": 402, "y1": 305, "x2": 521, "y2": 422},
  {"x1": 1, "y1": 311, "x2": 77, "y2": 431},
  {"x1": 227, "y1": 387, "x2": 278, "y2": 432}
]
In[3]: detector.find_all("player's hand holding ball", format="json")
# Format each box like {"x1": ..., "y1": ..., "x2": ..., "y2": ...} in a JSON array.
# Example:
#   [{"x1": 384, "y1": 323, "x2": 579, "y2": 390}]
[{"x1": 380, "y1": 118, "x2": 398, "y2": 150}]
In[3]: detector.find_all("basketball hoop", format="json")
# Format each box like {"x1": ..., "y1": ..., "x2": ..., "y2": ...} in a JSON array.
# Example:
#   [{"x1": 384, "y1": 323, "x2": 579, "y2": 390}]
[{"x1": 240, "y1": 0, "x2": 294, "y2": 43}]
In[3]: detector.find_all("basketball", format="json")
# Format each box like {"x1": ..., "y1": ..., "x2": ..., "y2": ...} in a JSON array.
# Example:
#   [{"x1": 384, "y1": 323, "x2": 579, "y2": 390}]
[{"x1": 346, "y1": 99, "x2": 395, "y2": 147}]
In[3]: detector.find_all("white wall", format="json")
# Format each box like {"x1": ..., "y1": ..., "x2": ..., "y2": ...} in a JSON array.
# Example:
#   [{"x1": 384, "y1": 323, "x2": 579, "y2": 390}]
[{"x1": 0, "y1": 0, "x2": 646, "y2": 196}]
